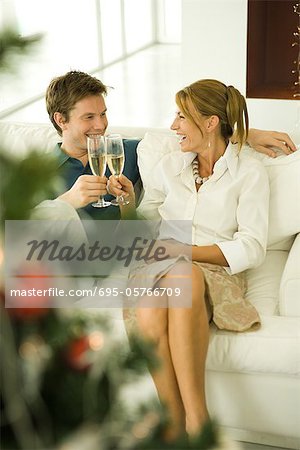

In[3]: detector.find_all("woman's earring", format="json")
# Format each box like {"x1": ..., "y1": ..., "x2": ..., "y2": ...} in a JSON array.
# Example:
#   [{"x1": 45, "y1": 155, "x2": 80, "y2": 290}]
[{"x1": 208, "y1": 138, "x2": 211, "y2": 149}]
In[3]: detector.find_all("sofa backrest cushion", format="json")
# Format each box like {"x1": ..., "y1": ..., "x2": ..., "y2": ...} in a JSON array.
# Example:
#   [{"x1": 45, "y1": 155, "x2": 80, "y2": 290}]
[
  {"x1": 0, "y1": 120, "x2": 157, "y2": 156},
  {"x1": 0, "y1": 121, "x2": 60, "y2": 155},
  {"x1": 245, "y1": 249, "x2": 288, "y2": 315},
  {"x1": 279, "y1": 233, "x2": 300, "y2": 317},
  {"x1": 263, "y1": 152, "x2": 300, "y2": 249}
]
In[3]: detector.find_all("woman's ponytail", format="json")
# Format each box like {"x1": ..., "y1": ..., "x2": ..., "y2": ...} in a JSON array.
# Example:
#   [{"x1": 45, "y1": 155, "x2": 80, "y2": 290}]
[{"x1": 226, "y1": 85, "x2": 249, "y2": 149}]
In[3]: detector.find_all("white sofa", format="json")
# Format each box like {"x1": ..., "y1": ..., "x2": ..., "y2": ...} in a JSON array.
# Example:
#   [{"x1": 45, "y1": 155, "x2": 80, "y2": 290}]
[{"x1": 1, "y1": 120, "x2": 300, "y2": 449}]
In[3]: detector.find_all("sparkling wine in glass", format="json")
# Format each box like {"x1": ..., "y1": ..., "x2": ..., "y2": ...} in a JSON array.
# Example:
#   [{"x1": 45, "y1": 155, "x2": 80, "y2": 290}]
[
  {"x1": 106, "y1": 133, "x2": 129, "y2": 206},
  {"x1": 87, "y1": 135, "x2": 111, "y2": 208}
]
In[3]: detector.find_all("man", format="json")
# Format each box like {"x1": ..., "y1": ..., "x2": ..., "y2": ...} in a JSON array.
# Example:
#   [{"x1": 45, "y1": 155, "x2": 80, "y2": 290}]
[{"x1": 45, "y1": 70, "x2": 140, "y2": 220}]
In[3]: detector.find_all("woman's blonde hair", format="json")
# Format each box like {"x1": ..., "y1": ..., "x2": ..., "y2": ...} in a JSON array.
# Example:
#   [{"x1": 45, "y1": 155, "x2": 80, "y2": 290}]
[{"x1": 175, "y1": 79, "x2": 249, "y2": 149}]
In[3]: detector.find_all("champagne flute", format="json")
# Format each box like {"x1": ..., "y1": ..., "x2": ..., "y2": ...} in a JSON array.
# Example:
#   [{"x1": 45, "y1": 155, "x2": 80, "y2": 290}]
[
  {"x1": 106, "y1": 133, "x2": 129, "y2": 206},
  {"x1": 87, "y1": 135, "x2": 111, "y2": 208}
]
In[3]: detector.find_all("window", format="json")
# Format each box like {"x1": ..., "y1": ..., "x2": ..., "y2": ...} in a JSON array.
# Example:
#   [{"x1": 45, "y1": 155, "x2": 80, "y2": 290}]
[
  {"x1": 157, "y1": 0, "x2": 181, "y2": 43},
  {"x1": 99, "y1": 0, "x2": 123, "y2": 64},
  {"x1": 0, "y1": 0, "x2": 181, "y2": 119},
  {"x1": 1, "y1": 0, "x2": 99, "y2": 113},
  {"x1": 124, "y1": 0, "x2": 153, "y2": 52}
]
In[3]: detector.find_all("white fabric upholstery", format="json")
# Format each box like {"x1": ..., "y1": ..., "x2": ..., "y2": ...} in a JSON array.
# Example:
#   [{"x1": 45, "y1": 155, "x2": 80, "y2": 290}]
[
  {"x1": 0, "y1": 120, "x2": 160, "y2": 154},
  {"x1": 137, "y1": 130, "x2": 179, "y2": 189},
  {"x1": 245, "y1": 249, "x2": 288, "y2": 316},
  {"x1": 279, "y1": 233, "x2": 300, "y2": 317},
  {"x1": 207, "y1": 315, "x2": 300, "y2": 375},
  {"x1": 32, "y1": 198, "x2": 82, "y2": 221},
  {"x1": 263, "y1": 152, "x2": 300, "y2": 249},
  {"x1": 0, "y1": 121, "x2": 60, "y2": 155}
]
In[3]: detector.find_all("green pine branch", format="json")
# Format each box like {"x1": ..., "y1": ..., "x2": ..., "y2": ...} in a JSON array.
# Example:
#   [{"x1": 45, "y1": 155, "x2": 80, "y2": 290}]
[
  {"x1": 0, "y1": 150, "x2": 59, "y2": 225},
  {"x1": 0, "y1": 28, "x2": 42, "y2": 72}
]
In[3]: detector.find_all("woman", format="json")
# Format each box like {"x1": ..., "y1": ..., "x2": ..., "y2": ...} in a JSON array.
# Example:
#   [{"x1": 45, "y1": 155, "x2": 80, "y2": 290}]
[{"x1": 108, "y1": 79, "x2": 278, "y2": 440}]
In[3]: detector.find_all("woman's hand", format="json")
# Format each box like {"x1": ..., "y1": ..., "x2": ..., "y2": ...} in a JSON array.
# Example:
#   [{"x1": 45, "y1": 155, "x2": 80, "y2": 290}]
[
  {"x1": 108, "y1": 174, "x2": 135, "y2": 202},
  {"x1": 143, "y1": 239, "x2": 192, "y2": 264},
  {"x1": 247, "y1": 129, "x2": 297, "y2": 157},
  {"x1": 108, "y1": 174, "x2": 136, "y2": 218}
]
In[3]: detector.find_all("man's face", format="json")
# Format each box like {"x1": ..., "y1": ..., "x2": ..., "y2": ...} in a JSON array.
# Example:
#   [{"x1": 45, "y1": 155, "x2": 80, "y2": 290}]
[{"x1": 61, "y1": 94, "x2": 108, "y2": 155}]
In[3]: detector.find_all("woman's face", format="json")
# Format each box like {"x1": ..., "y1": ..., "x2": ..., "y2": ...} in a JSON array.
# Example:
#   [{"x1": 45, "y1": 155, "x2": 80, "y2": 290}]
[{"x1": 170, "y1": 109, "x2": 205, "y2": 153}]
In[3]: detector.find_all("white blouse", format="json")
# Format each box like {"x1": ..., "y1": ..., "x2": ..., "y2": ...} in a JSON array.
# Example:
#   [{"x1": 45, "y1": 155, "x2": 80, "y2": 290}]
[{"x1": 137, "y1": 143, "x2": 270, "y2": 275}]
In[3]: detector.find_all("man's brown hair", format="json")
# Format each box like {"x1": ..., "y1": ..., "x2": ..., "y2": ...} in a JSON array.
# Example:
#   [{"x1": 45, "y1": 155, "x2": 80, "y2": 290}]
[{"x1": 46, "y1": 71, "x2": 107, "y2": 136}]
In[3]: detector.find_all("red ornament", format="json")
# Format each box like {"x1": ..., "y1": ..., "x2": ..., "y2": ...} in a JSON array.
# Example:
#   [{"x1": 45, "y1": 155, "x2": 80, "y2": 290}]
[
  {"x1": 63, "y1": 336, "x2": 92, "y2": 372},
  {"x1": 6, "y1": 305, "x2": 49, "y2": 320},
  {"x1": 63, "y1": 331, "x2": 105, "y2": 371},
  {"x1": 5, "y1": 263, "x2": 51, "y2": 320}
]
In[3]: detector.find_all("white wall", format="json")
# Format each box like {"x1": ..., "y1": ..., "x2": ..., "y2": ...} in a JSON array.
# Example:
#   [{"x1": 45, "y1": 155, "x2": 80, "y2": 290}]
[{"x1": 182, "y1": 0, "x2": 299, "y2": 134}]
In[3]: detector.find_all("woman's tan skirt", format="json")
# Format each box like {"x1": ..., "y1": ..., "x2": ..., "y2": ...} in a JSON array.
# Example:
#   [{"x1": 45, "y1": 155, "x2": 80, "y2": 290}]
[{"x1": 123, "y1": 256, "x2": 260, "y2": 334}]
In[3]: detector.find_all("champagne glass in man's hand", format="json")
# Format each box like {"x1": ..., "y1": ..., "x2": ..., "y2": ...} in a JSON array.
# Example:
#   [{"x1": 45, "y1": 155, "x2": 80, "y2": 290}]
[
  {"x1": 87, "y1": 135, "x2": 111, "y2": 208},
  {"x1": 106, "y1": 133, "x2": 129, "y2": 206}
]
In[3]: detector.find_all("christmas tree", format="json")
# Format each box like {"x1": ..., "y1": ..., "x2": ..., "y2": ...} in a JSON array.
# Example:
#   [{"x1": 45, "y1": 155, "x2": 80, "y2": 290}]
[{"x1": 0, "y1": 28, "x2": 221, "y2": 450}]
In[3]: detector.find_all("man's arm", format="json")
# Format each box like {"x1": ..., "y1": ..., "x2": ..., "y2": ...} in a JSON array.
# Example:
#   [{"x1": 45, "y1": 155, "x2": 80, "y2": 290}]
[{"x1": 246, "y1": 129, "x2": 297, "y2": 157}]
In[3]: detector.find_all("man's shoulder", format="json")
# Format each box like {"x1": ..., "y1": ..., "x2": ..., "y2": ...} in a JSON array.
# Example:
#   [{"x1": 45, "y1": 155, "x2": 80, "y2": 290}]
[{"x1": 53, "y1": 142, "x2": 69, "y2": 167}]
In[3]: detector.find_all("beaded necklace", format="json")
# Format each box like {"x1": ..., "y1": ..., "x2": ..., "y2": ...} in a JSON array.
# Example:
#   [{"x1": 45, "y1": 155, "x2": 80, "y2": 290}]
[{"x1": 192, "y1": 158, "x2": 211, "y2": 185}]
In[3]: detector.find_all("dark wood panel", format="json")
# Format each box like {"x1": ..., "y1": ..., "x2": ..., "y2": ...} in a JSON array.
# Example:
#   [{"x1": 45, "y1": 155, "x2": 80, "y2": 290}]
[{"x1": 247, "y1": 0, "x2": 299, "y2": 100}]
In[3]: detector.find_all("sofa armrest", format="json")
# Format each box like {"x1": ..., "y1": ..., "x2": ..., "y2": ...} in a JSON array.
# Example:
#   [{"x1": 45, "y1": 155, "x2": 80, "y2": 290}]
[
  {"x1": 31, "y1": 199, "x2": 88, "y2": 244},
  {"x1": 279, "y1": 233, "x2": 300, "y2": 317}
]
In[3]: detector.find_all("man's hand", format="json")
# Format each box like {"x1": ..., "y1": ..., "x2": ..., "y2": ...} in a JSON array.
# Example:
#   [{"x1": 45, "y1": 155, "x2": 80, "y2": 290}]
[
  {"x1": 58, "y1": 175, "x2": 108, "y2": 209},
  {"x1": 247, "y1": 129, "x2": 297, "y2": 158}
]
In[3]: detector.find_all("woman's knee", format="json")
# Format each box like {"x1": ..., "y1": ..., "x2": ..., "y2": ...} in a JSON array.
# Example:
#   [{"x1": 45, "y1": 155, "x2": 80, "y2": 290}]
[
  {"x1": 191, "y1": 265, "x2": 207, "y2": 311},
  {"x1": 158, "y1": 262, "x2": 205, "y2": 308},
  {"x1": 163, "y1": 261, "x2": 192, "y2": 280},
  {"x1": 158, "y1": 262, "x2": 192, "y2": 306},
  {"x1": 136, "y1": 307, "x2": 168, "y2": 342},
  {"x1": 191, "y1": 264, "x2": 205, "y2": 292}
]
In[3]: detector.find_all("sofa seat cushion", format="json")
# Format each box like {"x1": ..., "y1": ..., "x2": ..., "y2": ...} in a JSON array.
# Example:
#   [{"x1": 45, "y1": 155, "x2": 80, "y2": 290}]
[
  {"x1": 77, "y1": 307, "x2": 300, "y2": 378},
  {"x1": 207, "y1": 315, "x2": 300, "y2": 376}
]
